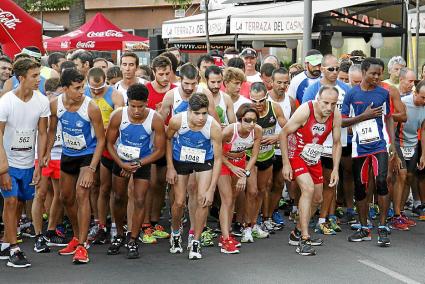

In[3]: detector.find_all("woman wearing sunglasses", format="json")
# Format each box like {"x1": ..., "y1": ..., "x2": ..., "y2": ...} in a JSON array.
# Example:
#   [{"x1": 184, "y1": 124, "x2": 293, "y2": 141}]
[{"x1": 217, "y1": 103, "x2": 262, "y2": 254}]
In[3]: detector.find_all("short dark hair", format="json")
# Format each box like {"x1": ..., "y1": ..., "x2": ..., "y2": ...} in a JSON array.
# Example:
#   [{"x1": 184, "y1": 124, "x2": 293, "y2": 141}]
[
  {"x1": 151, "y1": 55, "x2": 172, "y2": 73},
  {"x1": 205, "y1": 65, "x2": 222, "y2": 80},
  {"x1": 236, "y1": 103, "x2": 259, "y2": 122},
  {"x1": 0, "y1": 55, "x2": 12, "y2": 65},
  {"x1": 166, "y1": 47, "x2": 180, "y2": 54},
  {"x1": 120, "y1": 52, "x2": 139, "y2": 66},
  {"x1": 197, "y1": 54, "x2": 215, "y2": 69},
  {"x1": 13, "y1": 58, "x2": 41, "y2": 80},
  {"x1": 60, "y1": 68, "x2": 85, "y2": 87},
  {"x1": 14, "y1": 53, "x2": 31, "y2": 61},
  {"x1": 260, "y1": 63, "x2": 275, "y2": 77},
  {"x1": 227, "y1": 57, "x2": 245, "y2": 71},
  {"x1": 47, "y1": 52, "x2": 65, "y2": 68},
  {"x1": 179, "y1": 63, "x2": 198, "y2": 80},
  {"x1": 223, "y1": 47, "x2": 239, "y2": 55},
  {"x1": 93, "y1": 57, "x2": 108, "y2": 66},
  {"x1": 44, "y1": 78, "x2": 60, "y2": 93},
  {"x1": 60, "y1": 60, "x2": 77, "y2": 73},
  {"x1": 71, "y1": 51, "x2": 94, "y2": 68},
  {"x1": 127, "y1": 83, "x2": 149, "y2": 102},
  {"x1": 139, "y1": 64, "x2": 153, "y2": 81},
  {"x1": 189, "y1": 92, "x2": 209, "y2": 111},
  {"x1": 88, "y1": 67, "x2": 106, "y2": 83},
  {"x1": 106, "y1": 66, "x2": 122, "y2": 81},
  {"x1": 318, "y1": 85, "x2": 339, "y2": 97},
  {"x1": 416, "y1": 80, "x2": 425, "y2": 93},
  {"x1": 361, "y1": 57, "x2": 384, "y2": 72},
  {"x1": 250, "y1": 82, "x2": 267, "y2": 95},
  {"x1": 272, "y1": 67, "x2": 289, "y2": 80},
  {"x1": 160, "y1": 52, "x2": 178, "y2": 73},
  {"x1": 339, "y1": 61, "x2": 351, "y2": 73}
]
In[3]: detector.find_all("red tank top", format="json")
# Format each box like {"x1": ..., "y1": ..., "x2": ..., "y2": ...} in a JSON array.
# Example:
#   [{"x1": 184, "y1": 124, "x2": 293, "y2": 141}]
[
  {"x1": 288, "y1": 101, "x2": 334, "y2": 165},
  {"x1": 146, "y1": 81, "x2": 176, "y2": 111}
]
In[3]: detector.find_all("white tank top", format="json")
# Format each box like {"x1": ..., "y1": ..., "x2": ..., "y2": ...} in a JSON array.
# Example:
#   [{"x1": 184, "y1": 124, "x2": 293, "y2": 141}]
[{"x1": 226, "y1": 123, "x2": 255, "y2": 153}]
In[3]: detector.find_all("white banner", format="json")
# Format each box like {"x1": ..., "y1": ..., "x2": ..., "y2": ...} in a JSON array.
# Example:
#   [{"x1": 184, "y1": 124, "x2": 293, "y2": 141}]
[
  {"x1": 408, "y1": 12, "x2": 425, "y2": 34},
  {"x1": 230, "y1": 16, "x2": 304, "y2": 34},
  {"x1": 162, "y1": 18, "x2": 227, "y2": 39}
]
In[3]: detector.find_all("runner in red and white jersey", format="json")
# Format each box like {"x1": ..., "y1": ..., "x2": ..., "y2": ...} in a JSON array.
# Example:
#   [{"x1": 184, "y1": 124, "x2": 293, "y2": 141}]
[{"x1": 280, "y1": 85, "x2": 342, "y2": 256}]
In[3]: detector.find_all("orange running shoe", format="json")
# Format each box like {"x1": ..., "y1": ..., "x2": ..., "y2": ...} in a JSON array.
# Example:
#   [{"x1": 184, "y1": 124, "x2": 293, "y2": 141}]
[
  {"x1": 58, "y1": 237, "x2": 79, "y2": 255},
  {"x1": 73, "y1": 245, "x2": 89, "y2": 264}
]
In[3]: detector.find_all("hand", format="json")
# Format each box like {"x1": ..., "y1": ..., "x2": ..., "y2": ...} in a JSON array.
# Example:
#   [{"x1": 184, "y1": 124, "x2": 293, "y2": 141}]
[
  {"x1": 42, "y1": 153, "x2": 51, "y2": 168},
  {"x1": 392, "y1": 155, "x2": 402, "y2": 174},
  {"x1": 231, "y1": 165, "x2": 246, "y2": 178},
  {"x1": 418, "y1": 155, "x2": 425, "y2": 170},
  {"x1": 363, "y1": 103, "x2": 382, "y2": 120},
  {"x1": 261, "y1": 135, "x2": 278, "y2": 145},
  {"x1": 200, "y1": 190, "x2": 214, "y2": 207},
  {"x1": 120, "y1": 162, "x2": 139, "y2": 173},
  {"x1": 282, "y1": 163, "x2": 293, "y2": 182},
  {"x1": 0, "y1": 172, "x2": 12, "y2": 191},
  {"x1": 32, "y1": 167, "x2": 41, "y2": 186},
  {"x1": 235, "y1": 176, "x2": 247, "y2": 192},
  {"x1": 166, "y1": 167, "x2": 178, "y2": 185},
  {"x1": 120, "y1": 169, "x2": 132, "y2": 178},
  {"x1": 329, "y1": 169, "x2": 339, "y2": 187},
  {"x1": 155, "y1": 102, "x2": 162, "y2": 112},
  {"x1": 79, "y1": 167, "x2": 94, "y2": 189}
]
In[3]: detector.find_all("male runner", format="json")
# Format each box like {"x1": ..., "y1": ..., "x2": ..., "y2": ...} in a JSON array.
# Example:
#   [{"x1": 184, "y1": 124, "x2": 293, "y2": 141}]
[
  {"x1": 45, "y1": 68, "x2": 105, "y2": 264},
  {"x1": 223, "y1": 67, "x2": 251, "y2": 114},
  {"x1": 115, "y1": 52, "x2": 146, "y2": 103},
  {"x1": 281, "y1": 85, "x2": 342, "y2": 256},
  {"x1": 166, "y1": 93, "x2": 222, "y2": 260},
  {"x1": 106, "y1": 84, "x2": 165, "y2": 258},
  {"x1": 0, "y1": 58, "x2": 49, "y2": 268}
]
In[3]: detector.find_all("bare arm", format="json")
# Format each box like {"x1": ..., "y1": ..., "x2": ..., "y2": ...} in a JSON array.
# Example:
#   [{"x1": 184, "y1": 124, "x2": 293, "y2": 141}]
[
  {"x1": 44, "y1": 98, "x2": 58, "y2": 165},
  {"x1": 224, "y1": 94, "x2": 236, "y2": 124},
  {"x1": 0, "y1": 122, "x2": 8, "y2": 175},
  {"x1": 419, "y1": 120, "x2": 425, "y2": 170},
  {"x1": 330, "y1": 111, "x2": 342, "y2": 187},
  {"x1": 289, "y1": 96, "x2": 296, "y2": 117},
  {"x1": 245, "y1": 125, "x2": 262, "y2": 172},
  {"x1": 389, "y1": 85, "x2": 407, "y2": 123},
  {"x1": 88, "y1": 102, "x2": 106, "y2": 169},
  {"x1": 105, "y1": 109, "x2": 123, "y2": 166},
  {"x1": 159, "y1": 91, "x2": 174, "y2": 121},
  {"x1": 385, "y1": 114, "x2": 396, "y2": 157},
  {"x1": 207, "y1": 121, "x2": 223, "y2": 192},
  {"x1": 204, "y1": 89, "x2": 220, "y2": 123},
  {"x1": 111, "y1": 89, "x2": 125, "y2": 109},
  {"x1": 341, "y1": 103, "x2": 382, "y2": 128},
  {"x1": 165, "y1": 115, "x2": 181, "y2": 185},
  {"x1": 36, "y1": 117, "x2": 48, "y2": 167},
  {"x1": 140, "y1": 113, "x2": 165, "y2": 165}
]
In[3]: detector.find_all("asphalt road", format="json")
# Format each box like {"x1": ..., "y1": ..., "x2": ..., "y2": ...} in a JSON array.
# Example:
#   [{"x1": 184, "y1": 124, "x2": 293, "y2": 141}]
[{"x1": 1, "y1": 215, "x2": 424, "y2": 284}]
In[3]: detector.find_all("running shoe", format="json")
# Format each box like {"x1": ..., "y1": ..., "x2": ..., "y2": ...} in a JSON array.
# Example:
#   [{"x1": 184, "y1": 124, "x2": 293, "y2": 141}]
[
  {"x1": 59, "y1": 237, "x2": 79, "y2": 255},
  {"x1": 272, "y1": 211, "x2": 285, "y2": 226},
  {"x1": 21, "y1": 224, "x2": 36, "y2": 238},
  {"x1": 252, "y1": 224, "x2": 269, "y2": 239},
  {"x1": 350, "y1": 219, "x2": 373, "y2": 230},
  {"x1": 218, "y1": 235, "x2": 241, "y2": 248},
  {"x1": 411, "y1": 205, "x2": 423, "y2": 217},
  {"x1": 335, "y1": 207, "x2": 345, "y2": 219},
  {"x1": 110, "y1": 224, "x2": 117, "y2": 242},
  {"x1": 140, "y1": 228, "x2": 157, "y2": 244},
  {"x1": 87, "y1": 224, "x2": 100, "y2": 243},
  {"x1": 152, "y1": 224, "x2": 170, "y2": 239},
  {"x1": 107, "y1": 235, "x2": 124, "y2": 255},
  {"x1": 188, "y1": 240, "x2": 202, "y2": 260},
  {"x1": 187, "y1": 233, "x2": 194, "y2": 250},
  {"x1": 7, "y1": 249, "x2": 31, "y2": 268},
  {"x1": 377, "y1": 226, "x2": 391, "y2": 247},
  {"x1": 73, "y1": 245, "x2": 89, "y2": 264},
  {"x1": 368, "y1": 205, "x2": 377, "y2": 220},
  {"x1": 220, "y1": 237, "x2": 239, "y2": 254},
  {"x1": 34, "y1": 235, "x2": 50, "y2": 253},
  {"x1": 348, "y1": 228, "x2": 371, "y2": 242},
  {"x1": 419, "y1": 207, "x2": 425, "y2": 221},
  {"x1": 262, "y1": 219, "x2": 276, "y2": 234},
  {"x1": 288, "y1": 230, "x2": 301, "y2": 246},
  {"x1": 169, "y1": 234, "x2": 183, "y2": 254},
  {"x1": 387, "y1": 208, "x2": 395, "y2": 219},
  {"x1": 315, "y1": 222, "x2": 336, "y2": 235},
  {"x1": 289, "y1": 211, "x2": 299, "y2": 223},
  {"x1": 256, "y1": 214, "x2": 263, "y2": 225},
  {"x1": 204, "y1": 226, "x2": 218, "y2": 238},
  {"x1": 47, "y1": 234, "x2": 67, "y2": 247},
  {"x1": 296, "y1": 238, "x2": 316, "y2": 256},
  {"x1": 231, "y1": 222, "x2": 243, "y2": 237},
  {"x1": 328, "y1": 217, "x2": 342, "y2": 232},
  {"x1": 389, "y1": 217, "x2": 409, "y2": 231},
  {"x1": 241, "y1": 227, "x2": 254, "y2": 243},
  {"x1": 127, "y1": 240, "x2": 140, "y2": 259},
  {"x1": 92, "y1": 227, "x2": 108, "y2": 244},
  {"x1": 200, "y1": 230, "x2": 214, "y2": 247},
  {"x1": 400, "y1": 214, "x2": 416, "y2": 227},
  {"x1": 0, "y1": 246, "x2": 10, "y2": 260}
]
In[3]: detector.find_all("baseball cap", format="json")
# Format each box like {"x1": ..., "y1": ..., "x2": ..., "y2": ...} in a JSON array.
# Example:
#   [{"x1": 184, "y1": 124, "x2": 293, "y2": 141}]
[
  {"x1": 305, "y1": 53, "x2": 323, "y2": 66},
  {"x1": 240, "y1": 48, "x2": 257, "y2": 58}
]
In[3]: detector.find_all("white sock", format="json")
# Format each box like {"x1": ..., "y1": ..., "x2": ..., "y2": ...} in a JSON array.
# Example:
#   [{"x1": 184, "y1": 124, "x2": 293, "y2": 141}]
[
  {"x1": 17, "y1": 227, "x2": 21, "y2": 234},
  {"x1": 292, "y1": 206, "x2": 298, "y2": 213},
  {"x1": 10, "y1": 246, "x2": 20, "y2": 256},
  {"x1": 318, "y1": 218, "x2": 326, "y2": 224},
  {"x1": 1, "y1": 242, "x2": 10, "y2": 251}
]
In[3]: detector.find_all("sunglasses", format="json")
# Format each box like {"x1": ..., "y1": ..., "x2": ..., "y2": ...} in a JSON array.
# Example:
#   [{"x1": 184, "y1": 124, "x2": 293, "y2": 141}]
[
  {"x1": 88, "y1": 82, "x2": 107, "y2": 91},
  {"x1": 242, "y1": 117, "x2": 257, "y2": 124},
  {"x1": 325, "y1": 67, "x2": 340, "y2": 72},
  {"x1": 250, "y1": 97, "x2": 267, "y2": 104}
]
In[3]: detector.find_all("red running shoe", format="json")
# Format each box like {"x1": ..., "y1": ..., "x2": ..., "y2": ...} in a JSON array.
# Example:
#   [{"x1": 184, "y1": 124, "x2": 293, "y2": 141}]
[
  {"x1": 400, "y1": 214, "x2": 416, "y2": 227},
  {"x1": 73, "y1": 245, "x2": 89, "y2": 264},
  {"x1": 390, "y1": 217, "x2": 409, "y2": 231},
  {"x1": 58, "y1": 237, "x2": 79, "y2": 255},
  {"x1": 220, "y1": 237, "x2": 239, "y2": 254}
]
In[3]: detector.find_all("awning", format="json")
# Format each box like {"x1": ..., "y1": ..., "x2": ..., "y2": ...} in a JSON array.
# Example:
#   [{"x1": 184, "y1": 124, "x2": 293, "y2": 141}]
[{"x1": 162, "y1": 0, "x2": 375, "y2": 39}]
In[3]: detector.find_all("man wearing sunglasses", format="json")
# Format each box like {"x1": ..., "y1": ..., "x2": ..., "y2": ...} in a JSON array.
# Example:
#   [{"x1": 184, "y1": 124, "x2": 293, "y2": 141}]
[
  {"x1": 84, "y1": 67, "x2": 124, "y2": 245},
  {"x1": 302, "y1": 54, "x2": 350, "y2": 236}
]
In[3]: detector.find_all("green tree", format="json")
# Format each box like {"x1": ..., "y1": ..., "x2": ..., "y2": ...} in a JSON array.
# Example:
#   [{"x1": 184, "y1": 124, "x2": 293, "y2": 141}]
[
  {"x1": 15, "y1": 0, "x2": 75, "y2": 12},
  {"x1": 68, "y1": 0, "x2": 86, "y2": 30},
  {"x1": 165, "y1": 0, "x2": 211, "y2": 53}
]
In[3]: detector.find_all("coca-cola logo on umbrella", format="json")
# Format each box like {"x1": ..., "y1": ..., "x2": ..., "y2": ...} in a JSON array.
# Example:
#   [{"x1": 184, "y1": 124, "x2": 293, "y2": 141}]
[
  {"x1": 87, "y1": 30, "x2": 123, "y2": 38},
  {"x1": 65, "y1": 29, "x2": 84, "y2": 37},
  {"x1": 0, "y1": 8, "x2": 22, "y2": 30},
  {"x1": 76, "y1": 41, "x2": 95, "y2": 49}
]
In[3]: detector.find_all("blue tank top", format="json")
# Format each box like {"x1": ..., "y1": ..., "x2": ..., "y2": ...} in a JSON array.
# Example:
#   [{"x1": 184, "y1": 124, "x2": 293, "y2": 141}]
[
  {"x1": 172, "y1": 86, "x2": 204, "y2": 116},
  {"x1": 172, "y1": 111, "x2": 214, "y2": 163},
  {"x1": 84, "y1": 86, "x2": 114, "y2": 109},
  {"x1": 12, "y1": 75, "x2": 46, "y2": 95},
  {"x1": 57, "y1": 94, "x2": 97, "y2": 157},
  {"x1": 116, "y1": 107, "x2": 154, "y2": 161}
]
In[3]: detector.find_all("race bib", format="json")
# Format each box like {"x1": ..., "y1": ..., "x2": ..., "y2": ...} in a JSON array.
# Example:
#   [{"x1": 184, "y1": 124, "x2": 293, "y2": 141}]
[
  {"x1": 400, "y1": 146, "x2": 415, "y2": 160},
  {"x1": 322, "y1": 145, "x2": 333, "y2": 157},
  {"x1": 355, "y1": 119, "x2": 380, "y2": 145},
  {"x1": 180, "y1": 146, "x2": 206, "y2": 163},
  {"x1": 53, "y1": 131, "x2": 62, "y2": 147},
  {"x1": 117, "y1": 144, "x2": 140, "y2": 161},
  {"x1": 300, "y1": 143, "x2": 323, "y2": 165},
  {"x1": 63, "y1": 132, "x2": 87, "y2": 150},
  {"x1": 259, "y1": 144, "x2": 273, "y2": 154},
  {"x1": 11, "y1": 129, "x2": 35, "y2": 151}
]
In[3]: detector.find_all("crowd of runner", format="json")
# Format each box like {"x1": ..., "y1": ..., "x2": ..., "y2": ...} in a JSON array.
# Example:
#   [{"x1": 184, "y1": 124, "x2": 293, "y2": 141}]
[{"x1": 0, "y1": 44, "x2": 424, "y2": 268}]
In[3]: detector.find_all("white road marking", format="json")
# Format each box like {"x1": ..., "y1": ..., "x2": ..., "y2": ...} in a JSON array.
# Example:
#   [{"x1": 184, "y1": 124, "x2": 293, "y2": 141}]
[{"x1": 358, "y1": 259, "x2": 421, "y2": 284}]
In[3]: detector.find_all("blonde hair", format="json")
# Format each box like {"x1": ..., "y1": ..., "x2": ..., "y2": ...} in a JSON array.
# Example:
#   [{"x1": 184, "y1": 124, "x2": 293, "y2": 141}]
[{"x1": 223, "y1": 67, "x2": 246, "y2": 83}]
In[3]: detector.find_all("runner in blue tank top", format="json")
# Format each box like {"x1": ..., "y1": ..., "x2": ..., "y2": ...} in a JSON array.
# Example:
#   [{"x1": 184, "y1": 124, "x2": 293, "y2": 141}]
[
  {"x1": 105, "y1": 84, "x2": 165, "y2": 259},
  {"x1": 45, "y1": 69, "x2": 105, "y2": 264},
  {"x1": 166, "y1": 92, "x2": 222, "y2": 260}
]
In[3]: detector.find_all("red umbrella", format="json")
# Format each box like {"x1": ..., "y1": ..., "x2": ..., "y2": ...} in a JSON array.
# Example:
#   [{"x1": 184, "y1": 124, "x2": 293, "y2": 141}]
[
  {"x1": 44, "y1": 13, "x2": 149, "y2": 51},
  {"x1": 0, "y1": 0, "x2": 43, "y2": 58}
]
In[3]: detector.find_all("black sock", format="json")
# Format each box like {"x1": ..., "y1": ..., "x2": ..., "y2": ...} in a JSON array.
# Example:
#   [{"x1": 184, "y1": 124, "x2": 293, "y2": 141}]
[{"x1": 46, "y1": 230, "x2": 55, "y2": 238}]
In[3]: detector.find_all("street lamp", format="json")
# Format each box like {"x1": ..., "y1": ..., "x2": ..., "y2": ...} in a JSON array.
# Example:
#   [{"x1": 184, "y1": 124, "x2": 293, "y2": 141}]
[
  {"x1": 370, "y1": 33, "x2": 384, "y2": 49},
  {"x1": 330, "y1": 32, "x2": 344, "y2": 49}
]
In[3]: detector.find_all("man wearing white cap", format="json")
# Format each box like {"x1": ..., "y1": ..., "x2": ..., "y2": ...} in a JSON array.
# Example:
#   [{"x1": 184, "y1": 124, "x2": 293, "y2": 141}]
[{"x1": 240, "y1": 48, "x2": 262, "y2": 83}]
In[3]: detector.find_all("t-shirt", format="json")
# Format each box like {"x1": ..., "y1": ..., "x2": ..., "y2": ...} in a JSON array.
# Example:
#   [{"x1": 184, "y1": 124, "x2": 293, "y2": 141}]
[
  {"x1": 395, "y1": 94, "x2": 425, "y2": 148},
  {"x1": 0, "y1": 90, "x2": 50, "y2": 168},
  {"x1": 341, "y1": 85, "x2": 391, "y2": 158},
  {"x1": 287, "y1": 71, "x2": 320, "y2": 104},
  {"x1": 246, "y1": 72, "x2": 262, "y2": 83}
]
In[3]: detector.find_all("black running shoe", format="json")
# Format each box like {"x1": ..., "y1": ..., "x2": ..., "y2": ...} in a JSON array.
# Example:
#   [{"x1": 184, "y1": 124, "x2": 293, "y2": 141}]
[
  {"x1": 127, "y1": 240, "x2": 140, "y2": 259},
  {"x1": 377, "y1": 226, "x2": 391, "y2": 247},
  {"x1": 348, "y1": 228, "x2": 372, "y2": 242},
  {"x1": 7, "y1": 250, "x2": 31, "y2": 268},
  {"x1": 0, "y1": 246, "x2": 10, "y2": 260},
  {"x1": 47, "y1": 234, "x2": 68, "y2": 247},
  {"x1": 289, "y1": 229, "x2": 323, "y2": 246},
  {"x1": 296, "y1": 238, "x2": 316, "y2": 256},
  {"x1": 21, "y1": 224, "x2": 36, "y2": 238},
  {"x1": 34, "y1": 235, "x2": 50, "y2": 253},
  {"x1": 93, "y1": 227, "x2": 108, "y2": 244},
  {"x1": 107, "y1": 235, "x2": 124, "y2": 255},
  {"x1": 232, "y1": 222, "x2": 243, "y2": 237}
]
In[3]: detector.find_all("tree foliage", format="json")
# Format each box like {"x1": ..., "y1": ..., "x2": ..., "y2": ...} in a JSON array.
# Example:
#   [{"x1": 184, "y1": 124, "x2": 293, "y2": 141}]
[
  {"x1": 15, "y1": 0, "x2": 75, "y2": 12},
  {"x1": 164, "y1": 0, "x2": 193, "y2": 8}
]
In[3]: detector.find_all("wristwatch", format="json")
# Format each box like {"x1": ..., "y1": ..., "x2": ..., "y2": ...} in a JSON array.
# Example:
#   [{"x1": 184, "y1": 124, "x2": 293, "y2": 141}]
[{"x1": 245, "y1": 170, "x2": 251, "y2": 177}]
